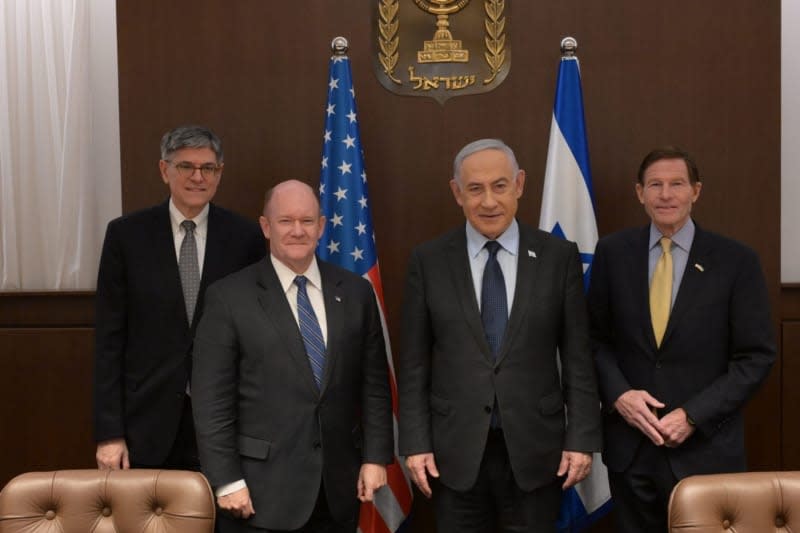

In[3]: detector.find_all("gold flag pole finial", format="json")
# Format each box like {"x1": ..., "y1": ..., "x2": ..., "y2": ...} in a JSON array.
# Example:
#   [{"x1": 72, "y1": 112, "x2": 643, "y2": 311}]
[
  {"x1": 331, "y1": 36, "x2": 349, "y2": 56},
  {"x1": 560, "y1": 36, "x2": 578, "y2": 58}
]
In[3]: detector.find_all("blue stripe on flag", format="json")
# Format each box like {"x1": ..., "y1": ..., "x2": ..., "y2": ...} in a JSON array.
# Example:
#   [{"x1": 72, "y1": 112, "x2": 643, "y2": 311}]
[{"x1": 553, "y1": 58, "x2": 595, "y2": 207}]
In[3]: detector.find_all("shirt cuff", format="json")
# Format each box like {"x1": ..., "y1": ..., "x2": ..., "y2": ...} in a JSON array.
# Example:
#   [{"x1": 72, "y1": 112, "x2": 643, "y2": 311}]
[{"x1": 216, "y1": 479, "x2": 247, "y2": 497}]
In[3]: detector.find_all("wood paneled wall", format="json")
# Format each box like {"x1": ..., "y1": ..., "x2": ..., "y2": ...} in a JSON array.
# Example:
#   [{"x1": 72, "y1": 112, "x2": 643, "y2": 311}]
[{"x1": 0, "y1": 2, "x2": 783, "y2": 532}]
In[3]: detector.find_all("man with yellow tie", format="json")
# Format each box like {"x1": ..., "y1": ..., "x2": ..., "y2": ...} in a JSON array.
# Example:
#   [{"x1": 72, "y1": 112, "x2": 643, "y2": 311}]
[{"x1": 587, "y1": 146, "x2": 776, "y2": 532}]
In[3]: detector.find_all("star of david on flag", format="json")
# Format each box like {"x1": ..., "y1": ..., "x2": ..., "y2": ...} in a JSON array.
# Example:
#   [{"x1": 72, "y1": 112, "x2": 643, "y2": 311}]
[{"x1": 317, "y1": 50, "x2": 413, "y2": 533}]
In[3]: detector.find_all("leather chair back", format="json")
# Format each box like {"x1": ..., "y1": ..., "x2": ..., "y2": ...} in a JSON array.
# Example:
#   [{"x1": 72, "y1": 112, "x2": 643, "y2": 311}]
[
  {"x1": 669, "y1": 471, "x2": 800, "y2": 532},
  {"x1": 0, "y1": 469, "x2": 215, "y2": 533}
]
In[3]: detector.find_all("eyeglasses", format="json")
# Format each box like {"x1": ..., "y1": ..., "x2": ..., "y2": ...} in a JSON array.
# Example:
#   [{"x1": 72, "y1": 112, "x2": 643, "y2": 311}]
[{"x1": 167, "y1": 160, "x2": 222, "y2": 180}]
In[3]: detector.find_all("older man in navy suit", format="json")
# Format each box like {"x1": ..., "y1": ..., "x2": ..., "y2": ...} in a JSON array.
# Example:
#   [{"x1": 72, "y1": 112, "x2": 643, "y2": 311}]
[
  {"x1": 588, "y1": 146, "x2": 776, "y2": 532},
  {"x1": 93, "y1": 125, "x2": 265, "y2": 471}
]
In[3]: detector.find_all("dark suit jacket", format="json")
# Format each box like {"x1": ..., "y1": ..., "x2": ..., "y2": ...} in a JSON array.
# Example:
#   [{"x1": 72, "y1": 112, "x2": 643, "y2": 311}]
[
  {"x1": 398, "y1": 222, "x2": 602, "y2": 492},
  {"x1": 191, "y1": 258, "x2": 393, "y2": 531},
  {"x1": 93, "y1": 200, "x2": 266, "y2": 466},
  {"x1": 588, "y1": 223, "x2": 775, "y2": 478}
]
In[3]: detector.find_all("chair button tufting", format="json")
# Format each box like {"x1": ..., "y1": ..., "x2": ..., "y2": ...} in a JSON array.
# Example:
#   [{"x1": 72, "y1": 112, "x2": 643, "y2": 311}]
[
  {"x1": 154, "y1": 506, "x2": 163, "y2": 516},
  {"x1": 722, "y1": 519, "x2": 730, "y2": 528},
  {"x1": 102, "y1": 507, "x2": 111, "y2": 517},
  {"x1": 776, "y1": 516, "x2": 786, "y2": 527},
  {"x1": 45, "y1": 510, "x2": 56, "y2": 520}
]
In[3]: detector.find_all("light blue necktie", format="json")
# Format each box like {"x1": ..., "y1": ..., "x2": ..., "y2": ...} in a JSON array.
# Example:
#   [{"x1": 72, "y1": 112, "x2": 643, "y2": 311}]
[{"x1": 294, "y1": 275, "x2": 326, "y2": 389}]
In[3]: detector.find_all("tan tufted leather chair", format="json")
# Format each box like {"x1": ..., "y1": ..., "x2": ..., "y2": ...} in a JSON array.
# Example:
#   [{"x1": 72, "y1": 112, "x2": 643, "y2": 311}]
[
  {"x1": 0, "y1": 469, "x2": 215, "y2": 533},
  {"x1": 668, "y1": 471, "x2": 800, "y2": 532}
]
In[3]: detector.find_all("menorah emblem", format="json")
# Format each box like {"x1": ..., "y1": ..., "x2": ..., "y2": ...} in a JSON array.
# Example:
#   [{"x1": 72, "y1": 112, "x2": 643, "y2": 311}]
[{"x1": 414, "y1": 0, "x2": 471, "y2": 63}]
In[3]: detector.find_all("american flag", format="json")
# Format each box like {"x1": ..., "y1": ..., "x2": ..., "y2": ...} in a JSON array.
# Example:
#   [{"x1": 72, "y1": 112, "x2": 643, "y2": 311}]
[{"x1": 317, "y1": 52, "x2": 412, "y2": 533}]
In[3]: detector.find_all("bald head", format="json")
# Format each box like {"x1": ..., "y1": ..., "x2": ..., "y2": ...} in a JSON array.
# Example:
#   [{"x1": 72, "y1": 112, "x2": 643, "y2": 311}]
[
  {"x1": 263, "y1": 179, "x2": 321, "y2": 218},
  {"x1": 259, "y1": 179, "x2": 326, "y2": 274}
]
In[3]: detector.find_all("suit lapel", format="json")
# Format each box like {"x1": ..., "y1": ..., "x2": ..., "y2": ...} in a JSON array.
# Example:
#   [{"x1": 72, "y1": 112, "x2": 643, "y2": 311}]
[
  {"x1": 201, "y1": 204, "x2": 223, "y2": 293},
  {"x1": 319, "y1": 261, "x2": 345, "y2": 395},
  {"x1": 663, "y1": 226, "x2": 712, "y2": 346},
  {"x1": 628, "y1": 227, "x2": 658, "y2": 351},
  {"x1": 151, "y1": 201, "x2": 190, "y2": 329},
  {"x1": 499, "y1": 226, "x2": 540, "y2": 364},
  {"x1": 255, "y1": 259, "x2": 320, "y2": 395},
  {"x1": 445, "y1": 230, "x2": 493, "y2": 360}
]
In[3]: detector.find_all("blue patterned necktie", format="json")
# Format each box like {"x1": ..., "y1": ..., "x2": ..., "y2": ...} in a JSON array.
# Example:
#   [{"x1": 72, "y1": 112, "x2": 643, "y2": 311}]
[
  {"x1": 481, "y1": 241, "x2": 508, "y2": 357},
  {"x1": 178, "y1": 220, "x2": 200, "y2": 325},
  {"x1": 294, "y1": 275, "x2": 326, "y2": 389}
]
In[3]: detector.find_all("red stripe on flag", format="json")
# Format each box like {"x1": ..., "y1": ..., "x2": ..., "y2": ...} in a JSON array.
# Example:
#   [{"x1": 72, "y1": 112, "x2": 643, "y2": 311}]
[
  {"x1": 387, "y1": 459, "x2": 413, "y2": 513},
  {"x1": 359, "y1": 502, "x2": 392, "y2": 533}
]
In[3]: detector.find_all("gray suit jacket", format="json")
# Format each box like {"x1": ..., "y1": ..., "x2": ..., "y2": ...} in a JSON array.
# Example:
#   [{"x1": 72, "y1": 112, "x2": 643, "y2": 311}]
[
  {"x1": 398, "y1": 222, "x2": 602, "y2": 491},
  {"x1": 588, "y1": 223, "x2": 775, "y2": 478},
  {"x1": 192, "y1": 257, "x2": 393, "y2": 531}
]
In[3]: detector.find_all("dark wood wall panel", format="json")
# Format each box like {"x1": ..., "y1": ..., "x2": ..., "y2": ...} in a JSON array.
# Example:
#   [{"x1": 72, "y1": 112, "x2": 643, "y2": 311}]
[
  {"x1": 0, "y1": 2, "x2": 782, "y2": 532},
  {"x1": 0, "y1": 327, "x2": 95, "y2": 487},
  {"x1": 781, "y1": 285, "x2": 800, "y2": 470}
]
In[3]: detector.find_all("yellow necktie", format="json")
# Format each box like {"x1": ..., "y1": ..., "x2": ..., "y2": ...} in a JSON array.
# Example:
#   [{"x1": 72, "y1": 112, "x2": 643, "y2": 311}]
[{"x1": 650, "y1": 237, "x2": 673, "y2": 347}]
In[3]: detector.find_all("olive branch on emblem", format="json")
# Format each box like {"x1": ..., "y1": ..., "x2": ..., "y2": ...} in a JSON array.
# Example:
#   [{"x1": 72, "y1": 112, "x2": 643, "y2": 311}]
[
  {"x1": 378, "y1": 0, "x2": 401, "y2": 84},
  {"x1": 483, "y1": 0, "x2": 506, "y2": 84}
]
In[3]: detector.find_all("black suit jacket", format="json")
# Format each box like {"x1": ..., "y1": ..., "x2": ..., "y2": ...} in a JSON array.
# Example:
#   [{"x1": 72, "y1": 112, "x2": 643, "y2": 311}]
[
  {"x1": 588, "y1": 223, "x2": 775, "y2": 478},
  {"x1": 398, "y1": 222, "x2": 602, "y2": 492},
  {"x1": 191, "y1": 258, "x2": 393, "y2": 531},
  {"x1": 93, "y1": 200, "x2": 266, "y2": 466}
]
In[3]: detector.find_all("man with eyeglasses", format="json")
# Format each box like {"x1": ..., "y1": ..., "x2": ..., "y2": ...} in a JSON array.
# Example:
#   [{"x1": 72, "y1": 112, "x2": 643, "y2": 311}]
[{"x1": 93, "y1": 124, "x2": 266, "y2": 471}]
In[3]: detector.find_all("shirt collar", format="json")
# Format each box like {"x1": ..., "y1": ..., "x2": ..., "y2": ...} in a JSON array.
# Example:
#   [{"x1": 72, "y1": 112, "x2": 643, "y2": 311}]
[
  {"x1": 270, "y1": 254, "x2": 322, "y2": 293},
  {"x1": 169, "y1": 198, "x2": 209, "y2": 235},
  {"x1": 649, "y1": 218, "x2": 695, "y2": 252},
  {"x1": 466, "y1": 219, "x2": 519, "y2": 259}
]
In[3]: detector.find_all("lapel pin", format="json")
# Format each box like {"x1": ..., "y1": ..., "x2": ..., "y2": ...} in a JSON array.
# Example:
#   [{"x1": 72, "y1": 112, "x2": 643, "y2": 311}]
[
  {"x1": 335, "y1": 296, "x2": 342, "y2": 302},
  {"x1": 694, "y1": 263, "x2": 704, "y2": 272},
  {"x1": 528, "y1": 250, "x2": 537, "y2": 258}
]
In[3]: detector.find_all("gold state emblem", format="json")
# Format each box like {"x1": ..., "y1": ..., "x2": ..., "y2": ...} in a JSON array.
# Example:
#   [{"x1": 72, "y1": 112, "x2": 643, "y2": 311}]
[{"x1": 374, "y1": 0, "x2": 510, "y2": 104}]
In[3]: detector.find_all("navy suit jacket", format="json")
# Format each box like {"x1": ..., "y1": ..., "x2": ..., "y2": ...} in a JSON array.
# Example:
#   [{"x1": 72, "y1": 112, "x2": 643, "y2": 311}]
[
  {"x1": 588, "y1": 222, "x2": 775, "y2": 478},
  {"x1": 93, "y1": 200, "x2": 266, "y2": 466},
  {"x1": 398, "y1": 222, "x2": 602, "y2": 492},
  {"x1": 192, "y1": 258, "x2": 393, "y2": 531}
]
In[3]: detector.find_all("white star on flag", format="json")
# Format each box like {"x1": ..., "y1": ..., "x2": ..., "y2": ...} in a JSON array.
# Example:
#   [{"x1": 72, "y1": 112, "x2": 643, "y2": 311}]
[
  {"x1": 349, "y1": 247, "x2": 363, "y2": 261},
  {"x1": 355, "y1": 222, "x2": 367, "y2": 235},
  {"x1": 347, "y1": 110, "x2": 357, "y2": 123},
  {"x1": 334, "y1": 187, "x2": 348, "y2": 201},
  {"x1": 358, "y1": 196, "x2": 368, "y2": 208},
  {"x1": 329, "y1": 77, "x2": 339, "y2": 90},
  {"x1": 326, "y1": 104, "x2": 335, "y2": 116},
  {"x1": 330, "y1": 213, "x2": 343, "y2": 227},
  {"x1": 338, "y1": 161, "x2": 352, "y2": 175},
  {"x1": 326, "y1": 240, "x2": 340, "y2": 254},
  {"x1": 342, "y1": 135, "x2": 356, "y2": 149}
]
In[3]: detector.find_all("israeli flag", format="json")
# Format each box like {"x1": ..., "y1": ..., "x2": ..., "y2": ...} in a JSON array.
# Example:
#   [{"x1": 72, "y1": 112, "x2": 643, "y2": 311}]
[{"x1": 539, "y1": 51, "x2": 612, "y2": 531}]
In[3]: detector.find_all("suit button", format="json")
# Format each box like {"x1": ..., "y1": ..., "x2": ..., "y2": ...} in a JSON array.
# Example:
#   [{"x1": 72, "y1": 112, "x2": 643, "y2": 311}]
[
  {"x1": 655, "y1": 361, "x2": 662, "y2": 369},
  {"x1": 313, "y1": 441, "x2": 321, "y2": 449},
  {"x1": 484, "y1": 406, "x2": 492, "y2": 414},
  {"x1": 494, "y1": 367, "x2": 500, "y2": 375}
]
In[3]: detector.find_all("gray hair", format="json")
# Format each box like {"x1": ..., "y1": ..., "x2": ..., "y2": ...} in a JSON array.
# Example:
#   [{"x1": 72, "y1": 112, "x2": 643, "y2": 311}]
[
  {"x1": 453, "y1": 138, "x2": 519, "y2": 186},
  {"x1": 160, "y1": 125, "x2": 223, "y2": 163}
]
